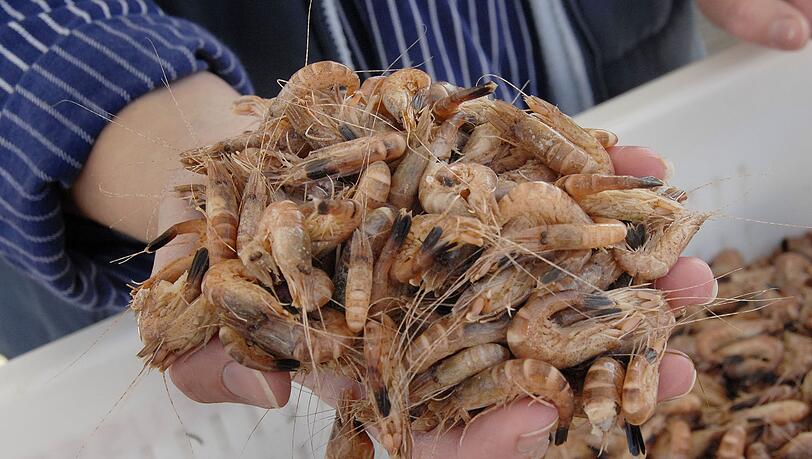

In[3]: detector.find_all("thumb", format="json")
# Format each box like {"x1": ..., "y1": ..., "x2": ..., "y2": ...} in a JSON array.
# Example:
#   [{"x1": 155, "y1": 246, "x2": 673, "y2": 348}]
[
  {"x1": 169, "y1": 338, "x2": 291, "y2": 409},
  {"x1": 697, "y1": 0, "x2": 810, "y2": 49}
]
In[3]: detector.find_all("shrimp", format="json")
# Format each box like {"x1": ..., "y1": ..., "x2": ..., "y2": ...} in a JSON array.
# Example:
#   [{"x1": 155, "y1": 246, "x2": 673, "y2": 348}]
[
  {"x1": 745, "y1": 443, "x2": 771, "y2": 459},
  {"x1": 419, "y1": 162, "x2": 500, "y2": 225},
  {"x1": 391, "y1": 213, "x2": 491, "y2": 286},
  {"x1": 710, "y1": 248, "x2": 746, "y2": 278},
  {"x1": 453, "y1": 260, "x2": 548, "y2": 321},
  {"x1": 236, "y1": 169, "x2": 268, "y2": 254},
  {"x1": 777, "y1": 330, "x2": 812, "y2": 380},
  {"x1": 406, "y1": 313, "x2": 509, "y2": 374},
  {"x1": 555, "y1": 174, "x2": 663, "y2": 199},
  {"x1": 278, "y1": 131, "x2": 407, "y2": 185},
  {"x1": 586, "y1": 128, "x2": 618, "y2": 149},
  {"x1": 582, "y1": 357, "x2": 626, "y2": 440},
  {"x1": 344, "y1": 230, "x2": 373, "y2": 333},
  {"x1": 276, "y1": 60, "x2": 360, "y2": 107},
  {"x1": 460, "y1": 122, "x2": 504, "y2": 165},
  {"x1": 325, "y1": 390, "x2": 374, "y2": 459},
  {"x1": 364, "y1": 314, "x2": 410, "y2": 456},
  {"x1": 205, "y1": 159, "x2": 240, "y2": 264},
  {"x1": 379, "y1": 68, "x2": 431, "y2": 126},
  {"x1": 498, "y1": 181, "x2": 592, "y2": 226},
  {"x1": 219, "y1": 326, "x2": 300, "y2": 372},
  {"x1": 134, "y1": 248, "x2": 214, "y2": 370},
  {"x1": 433, "y1": 82, "x2": 497, "y2": 120},
  {"x1": 716, "y1": 335, "x2": 784, "y2": 379},
  {"x1": 489, "y1": 145, "x2": 536, "y2": 174},
  {"x1": 353, "y1": 160, "x2": 391, "y2": 210},
  {"x1": 409, "y1": 343, "x2": 510, "y2": 405},
  {"x1": 441, "y1": 359, "x2": 575, "y2": 445},
  {"x1": 265, "y1": 200, "x2": 317, "y2": 311},
  {"x1": 715, "y1": 424, "x2": 747, "y2": 459},
  {"x1": 695, "y1": 318, "x2": 782, "y2": 363},
  {"x1": 370, "y1": 211, "x2": 411, "y2": 314},
  {"x1": 203, "y1": 258, "x2": 291, "y2": 319},
  {"x1": 573, "y1": 189, "x2": 685, "y2": 222},
  {"x1": 508, "y1": 289, "x2": 666, "y2": 369},
  {"x1": 134, "y1": 219, "x2": 206, "y2": 292},
  {"x1": 613, "y1": 212, "x2": 710, "y2": 281},
  {"x1": 497, "y1": 158, "x2": 558, "y2": 184},
  {"x1": 776, "y1": 432, "x2": 812, "y2": 459},
  {"x1": 650, "y1": 418, "x2": 691, "y2": 459},
  {"x1": 731, "y1": 400, "x2": 810, "y2": 425},
  {"x1": 300, "y1": 199, "x2": 362, "y2": 257},
  {"x1": 487, "y1": 100, "x2": 602, "y2": 175},
  {"x1": 388, "y1": 108, "x2": 434, "y2": 209},
  {"x1": 801, "y1": 368, "x2": 812, "y2": 403},
  {"x1": 621, "y1": 306, "x2": 676, "y2": 427},
  {"x1": 524, "y1": 96, "x2": 614, "y2": 174}
]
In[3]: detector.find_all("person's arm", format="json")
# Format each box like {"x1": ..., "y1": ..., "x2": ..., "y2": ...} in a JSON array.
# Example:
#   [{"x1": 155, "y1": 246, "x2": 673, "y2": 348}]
[
  {"x1": 0, "y1": 1, "x2": 250, "y2": 311},
  {"x1": 698, "y1": 0, "x2": 812, "y2": 49}
]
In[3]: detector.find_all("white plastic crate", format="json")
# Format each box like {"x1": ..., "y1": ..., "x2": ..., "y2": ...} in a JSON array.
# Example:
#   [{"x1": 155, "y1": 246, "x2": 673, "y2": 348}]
[{"x1": 2, "y1": 43, "x2": 812, "y2": 458}]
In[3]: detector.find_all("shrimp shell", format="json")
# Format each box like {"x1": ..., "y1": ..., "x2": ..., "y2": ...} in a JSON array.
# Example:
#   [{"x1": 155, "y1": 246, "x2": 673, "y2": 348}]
[
  {"x1": 776, "y1": 432, "x2": 812, "y2": 459},
  {"x1": 266, "y1": 200, "x2": 317, "y2": 311},
  {"x1": 524, "y1": 96, "x2": 614, "y2": 174},
  {"x1": 205, "y1": 160, "x2": 239, "y2": 264},
  {"x1": 380, "y1": 68, "x2": 431, "y2": 125},
  {"x1": 587, "y1": 128, "x2": 618, "y2": 148},
  {"x1": 325, "y1": 390, "x2": 374, "y2": 459},
  {"x1": 574, "y1": 189, "x2": 684, "y2": 223},
  {"x1": 460, "y1": 122, "x2": 504, "y2": 165},
  {"x1": 301, "y1": 199, "x2": 363, "y2": 257},
  {"x1": 353, "y1": 161, "x2": 391, "y2": 210},
  {"x1": 419, "y1": 162, "x2": 500, "y2": 225},
  {"x1": 277, "y1": 61, "x2": 359, "y2": 107},
  {"x1": 344, "y1": 230, "x2": 373, "y2": 333},
  {"x1": 203, "y1": 258, "x2": 290, "y2": 319},
  {"x1": 582, "y1": 357, "x2": 625, "y2": 438},
  {"x1": 498, "y1": 181, "x2": 592, "y2": 226}
]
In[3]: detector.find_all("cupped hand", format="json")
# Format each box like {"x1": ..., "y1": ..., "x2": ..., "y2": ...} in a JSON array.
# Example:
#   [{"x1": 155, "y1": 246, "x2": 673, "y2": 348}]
[
  {"x1": 697, "y1": 0, "x2": 811, "y2": 50},
  {"x1": 167, "y1": 146, "x2": 716, "y2": 459}
]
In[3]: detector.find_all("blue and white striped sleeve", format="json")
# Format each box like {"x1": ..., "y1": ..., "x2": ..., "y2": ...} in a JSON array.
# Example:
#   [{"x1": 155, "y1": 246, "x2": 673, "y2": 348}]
[{"x1": 0, "y1": 0, "x2": 252, "y2": 313}]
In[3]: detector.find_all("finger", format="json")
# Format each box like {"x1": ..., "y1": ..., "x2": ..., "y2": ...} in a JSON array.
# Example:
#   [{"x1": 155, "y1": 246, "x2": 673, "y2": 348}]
[
  {"x1": 697, "y1": 0, "x2": 810, "y2": 50},
  {"x1": 293, "y1": 368, "x2": 362, "y2": 408},
  {"x1": 788, "y1": 0, "x2": 812, "y2": 22},
  {"x1": 607, "y1": 146, "x2": 672, "y2": 180},
  {"x1": 657, "y1": 350, "x2": 697, "y2": 402},
  {"x1": 654, "y1": 256, "x2": 717, "y2": 311},
  {"x1": 169, "y1": 338, "x2": 292, "y2": 409},
  {"x1": 411, "y1": 399, "x2": 559, "y2": 459}
]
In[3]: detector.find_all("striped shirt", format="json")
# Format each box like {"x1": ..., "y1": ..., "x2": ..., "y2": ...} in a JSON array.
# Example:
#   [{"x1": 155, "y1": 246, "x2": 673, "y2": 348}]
[{"x1": 0, "y1": 0, "x2": 249, "y2": 313}]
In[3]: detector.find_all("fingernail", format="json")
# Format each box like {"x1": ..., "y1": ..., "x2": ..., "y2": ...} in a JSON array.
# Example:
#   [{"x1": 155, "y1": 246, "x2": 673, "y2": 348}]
[
  {"x1": 661, "y1": 158, "x2": 674, "y2": 182},
  {"x1": 770, "y1": 18, "x2": 805, "y2": 49},
  {"x1": 515, "y1": 417, "x2": 558, "y2": 457},
  {"x1": 659, "y1": 350, "x2": 697, "y2": 402},
  {"x1": 222, "y1": 361, "x2": 280, "y2": 408},
  {"x1": 704, "y1": 279, "x2": 719, "y2": 306}
]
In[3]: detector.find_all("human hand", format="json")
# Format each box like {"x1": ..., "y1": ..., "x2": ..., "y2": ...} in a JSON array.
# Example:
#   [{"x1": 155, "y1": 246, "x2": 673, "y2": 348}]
[
  {"x1": 168, "y1": 145, "x2": 715, "y2": 458},
  {"x1": 697, "y1": 0, "x2": 811, "y2": 50}
]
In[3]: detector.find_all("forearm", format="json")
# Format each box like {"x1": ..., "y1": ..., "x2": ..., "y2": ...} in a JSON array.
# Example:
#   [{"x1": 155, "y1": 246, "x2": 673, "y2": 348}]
[{"x1": 69, "y1": 71, "x2": 253, "y2": 243}]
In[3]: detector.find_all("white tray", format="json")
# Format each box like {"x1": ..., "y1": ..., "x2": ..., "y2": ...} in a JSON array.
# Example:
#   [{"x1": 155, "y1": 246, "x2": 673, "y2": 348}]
[{"x1": 2, "y1": 43, "x2": 812, "y2": 458}]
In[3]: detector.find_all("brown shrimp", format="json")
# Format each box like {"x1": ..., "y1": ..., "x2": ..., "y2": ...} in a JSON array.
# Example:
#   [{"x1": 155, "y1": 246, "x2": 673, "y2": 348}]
[
  {"x1": 489, "y1": 145, "x2": 535, "y2": 174},
  {"x1": 134, "y1": 248, "x2": 214, "y2": 370},
  {"x1": 379, "y1": 68, "x2": 431, "y2": 126},
  {"x1": 391, "y1": 213, "x2": 491, "y2": 286},
  {"x1": 495, "y1": 219, "x2": 628, "y2": 257},
  {"x1": 409, "y1": 343, "x2": 510, "y2": 405},
  {"x1": 573, "y1": 188, "x2": 685, "y2": 223},
  {"x1": 454, "y1": 260, "x2": 548, "y2": 321},
  {"x1": 716, "y1": 334, "x2": 784, "y2": 379},
  {"x1": 433, "y1": 82, "x2": 497, "y2": 120},
  {"x1": 621, "y1": 306, "x2": 676, "y2": 426},
  {"x1": 278, "y1": 131, "x2": 407, "y2": 185},
  {"x1": 406, "y1": 313, "x2": 509, "y2": 374},
  {"x1": 265, "y1": 200, "x2": 317, "y2": 311},
  {"x1": 498, "y1": 181, "x2": 592, "y2": 226},
  {"x1": 777, "y1": 330, "x2": 812, "y2": 381},
  {"x1": 419, "y1": 162, "x2": 500, "y2": 224},
  {"x1": 449, "y1": 359, "x2": 575, "y2": 445},
  {"x1": 276, "y1": 60, "x2": 360, "y2": 107},
  {"x1": 760, "y1": 422, "x2": 805, "y2": 451},
  {"x1": 552, "y1": 249, "x2": 624, "y2": 293},
  {"x1": 236, "y1": 169, "x2": 268, "y2": 254},
  {"x1": 387, "y1": 108, "x2": 434, "y2": 209},
  {"x1": 219, "y1": 325, "x2": 299, "y2": 372},
  {"x1": 353, "y1": 160, "x2": 391, "y2": 210},
  {"x1": 650, "y1": 418, "x2": 691, "y2": 459},
  {"x1": 776, "y1": 432, "x2": 812, "y2": 459},
  {"x1": 745, "y1": 443, "x2": 771, "y2": 459},
  {"x1": 614, "y1": 212, "x2": 710, "y2": 281},
  {"x1": 730, "y1": 400, "x2": 810, "y2": 426},
  {"x1": 730, "y1": 385, "x2": 798, "y2": 411},
  {"x1": 459, "y1": 122, "x2": 504, "y2": 165},
  {"x1": 325, "y1": 390, "x2": 374, "y2": 459},
  {"x1": 364, "y1": 314, "x2": 410, "y2": 456},
  {"x1": 524, "y1": 95, "x2": 614, "y2": 174},
  {"x1": 205, "y1": 160, "x2": 239, "y2": 264},
  {"x1": 715, "y1": 424, "x2": 747, "y2": 459},
  {"x1": 135, "y1": 219, "x2": 207, "y2": 292},
  {"x1": 586, "y1": 128, "x2": 618, "y2": 149},
  {"x1": 582, "y1": 357, "x2": 626, "y2": 439},
  {"x1": 344, "y1": 230, "x2": 373, "y2": 333},
  {"x1": 300, "y1": 198, "x2": 362, "y2": 257},
  {"x1": 507, "y1": 289, "x2": 665, "y2": 369},
  {"x1": 711, "y1": 248, "x2": 746, "y2": 278},
  {"x1": 203, "y1": 258, "x2": 290, "y2": 319},
  {"x1": 496, "y1": 158, "x2": 558, "y2": 184},
  {"x1": 801, "y1": 368, "x2": 812, "y2": 402},
  {"x1": 370, "y1": 211, "x2": 411, "y2": 314},
  {"x1": 555, "y1": 174, "x2": 663, "y2": 198},
  {"x1": 487, "y1": 100, "x2": 602, "y2": 175},
  {"x1": 695, "y1": 318, "x2": 782, "y2": 364}
]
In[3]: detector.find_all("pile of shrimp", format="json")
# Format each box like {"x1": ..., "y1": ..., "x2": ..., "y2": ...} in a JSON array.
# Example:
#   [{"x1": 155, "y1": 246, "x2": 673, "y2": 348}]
[
  {"x1": 547, "y1": 234, "x2": 812, "y2": 458},
  {"x1": 128, "y1": 60, "x2": 710, "y2": 458}
]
